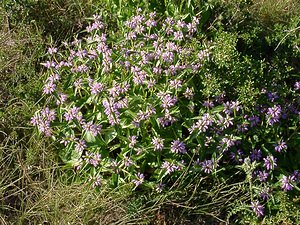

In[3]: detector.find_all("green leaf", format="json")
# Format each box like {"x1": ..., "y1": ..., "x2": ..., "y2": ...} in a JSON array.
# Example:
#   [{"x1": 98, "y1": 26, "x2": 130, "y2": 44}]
[
  {"x1": 112, "y1": 173, "x2": 119, "y2": 187},
  {"x1": 84, "y1": 131, "x2": 96, "y2": 143},
  {"x1": 59, "y1": 144, "x2": 81, "y2": 166},
  {"x1": 211, "y1": 105, "x2": 224, "y2": 113},
  {"x1": 105, "y1": 129, "x2": 118, "y2": 144}
]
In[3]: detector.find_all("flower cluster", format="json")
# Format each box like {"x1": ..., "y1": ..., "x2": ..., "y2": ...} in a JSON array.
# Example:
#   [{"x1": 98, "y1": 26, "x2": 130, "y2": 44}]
[
  {"x1": 31, "y1": 107, "x2": 56, "y2": 136},
  {"x1": 31, "y1": 10, "x2": 300, "y2": 220}
]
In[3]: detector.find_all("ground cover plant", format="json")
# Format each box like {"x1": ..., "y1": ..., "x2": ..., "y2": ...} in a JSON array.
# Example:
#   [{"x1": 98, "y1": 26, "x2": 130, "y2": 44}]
[
  {"x1": 1, "y1": 0, "x2": 300, "y2": 224},
  {"x1": 31, "y1": 2, "x2": 300, "y2": 223}
]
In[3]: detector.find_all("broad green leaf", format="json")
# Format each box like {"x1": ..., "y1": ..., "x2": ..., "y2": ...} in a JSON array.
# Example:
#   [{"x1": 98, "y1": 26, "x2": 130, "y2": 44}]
[
  {"x1": 105, "y1": 129, "x2": 118, "y2": 144},
  {"x1": 84, "y1": 131, "x2": 96, "y2": 143}
]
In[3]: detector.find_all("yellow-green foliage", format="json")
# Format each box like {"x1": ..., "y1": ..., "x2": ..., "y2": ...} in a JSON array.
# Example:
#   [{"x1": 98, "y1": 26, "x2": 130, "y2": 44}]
[{"x1": 250, "y1": 0, "x2": 300, "y2": 26}]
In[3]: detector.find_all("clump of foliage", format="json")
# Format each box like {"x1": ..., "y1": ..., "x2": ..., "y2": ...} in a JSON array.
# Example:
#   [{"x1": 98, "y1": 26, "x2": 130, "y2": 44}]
[{"x1": 31, "y1": 6, "x2": 300, "y2": 223}]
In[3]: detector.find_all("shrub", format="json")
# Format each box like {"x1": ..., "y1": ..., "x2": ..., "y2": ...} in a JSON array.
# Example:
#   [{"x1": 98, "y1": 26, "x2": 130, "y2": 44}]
[{"x1": 31, "y1": 7, "x2": 300, "y2": 223}]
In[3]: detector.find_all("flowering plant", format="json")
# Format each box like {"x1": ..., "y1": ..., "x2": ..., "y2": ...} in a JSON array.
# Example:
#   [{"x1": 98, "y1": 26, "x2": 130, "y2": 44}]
[{"x1": 31, "y1": 8, "x2": 300, "y2": 219}]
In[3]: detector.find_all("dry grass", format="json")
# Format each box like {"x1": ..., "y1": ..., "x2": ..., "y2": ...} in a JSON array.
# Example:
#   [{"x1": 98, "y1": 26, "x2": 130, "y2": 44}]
[
  {"x1": 217, "y1": 0, "x2": 300, "y2": 29},
  {"x1": 0, "y1": 134, "x2": 134, "y2": 225},
  {"x1": 249, "y1": 0, "x2": 300, "y2": 25},
  {"x1": 19, "y1": 182, "x2": 131, "y2": 224}
]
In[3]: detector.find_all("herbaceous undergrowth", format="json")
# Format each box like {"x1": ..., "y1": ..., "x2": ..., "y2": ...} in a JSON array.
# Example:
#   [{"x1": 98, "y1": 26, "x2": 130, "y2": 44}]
[{"x1": 31, "y1": 8, "x2": 300, "y2": 221}]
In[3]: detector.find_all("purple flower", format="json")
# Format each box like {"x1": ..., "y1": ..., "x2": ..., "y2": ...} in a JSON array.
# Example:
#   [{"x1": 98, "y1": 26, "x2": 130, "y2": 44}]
[
  {"x1": 43, "y1": 82, "x2": 56, "y2": 95},
  {"x1": 77, "y1": 64, "x2": 89, "y2": 73},
  {"x1": 263, "y1": 155, "x2": 277, "y2": 170},
  {"x1": 203, "y1": 100, "x2": 214, "y2": 108},
  {"x1": 220, "y1": 135, "x2": 235, "y2": 151},
  {"x1": 192, "y1": 16, "x2": 199, "y2": 25},
  {"x1": 151, "y1": 137, "x2": 164, "y2": 151},
  {"x1": 183, "y1": 87, "x2": 194, "y2": 99},
  {"x1": 157, "y1": 112, "x2": 177, "y2": 128},
  {"x1": 280, "y1": 175, "x2": 293, "y2": 191},
  {"x1": 237, "y1": 123, "x2": 249, "y2": 133},
  {"x1": 267, "y1": 92, "x2": 279, "y2": 102},
  {"x1": 170, "y1": 139, "x2": 186, "y2": 154},
  {"x1": 102, "y1": 99, "x2": 120, "y2": 125},
  {"x1": 266, "y1": 105, "x2": 281, "y2": 125},
  {"x1": 123, "y1": 156, "x2": 133, "y2": 167},
  {"x1": 147, "y1": 78, "x2": 156, "y2": 88},
  {"x1": 90, "y1": 175, "x2": 101, "y2": 188},
  {"x1": 86, "y1": 20, "x2": 104, "y2": 32},
  {"x1": 56, "y1": 93, "x2": 67, "y2": 105},
  {"x1": 74, "y1": 158, "x2": 83, "y2": 171},
  {"x1": 187, "y1": 22, "x2": 197, "y2": 34},
  {"x1": 161, "y1": 161, "x2": 180, "y2": 174},
  {"x1": 176, "y1": 20, "x2": 186, "y2": 29},
  {"x1": 97, "y1": 42, "x2": 109, "y2": 53},
  {"x1": 126, "y1": 31, "x2": 137, "y2": 40},
  {"x1": 197, "y1": 49, "x2": 210, "y2": 60},
  {"x1": 201, "y1": 159, "x2": 215, "y2": 174},
  {"x1": 135, "y1": 24, "x2": 145, "y2": 34},
  {"x1": 291, "y1": 170, "x2": 300, "y2": 182},
  {"x1": 217, "y1": 115, "x2": 233, "y2": 129},
  {"x1": 294, "y1": 81, "x2": 300, "y2": 90},
  {"x1": 135, "y1": 105, "x2": 155, "y2": 123},
  {"x1": 74, "y1": 78, "x2": 83, "y2": 89},
  {"x1": 223, "y1": 101, "x2": 241, "y2": 115},
  {"x1": 160, "y1": 93, "x2": 177, "y2": 109},
  {"x1": 165, "y1": 42, "x2": 178, "y2": 52},
  {"x1": 274, "y1": 140, "x2": 287, "y2": 152},
  {"x1": 204, "y1": 136, "x2": 214, "y2": 146},
  {"x1": 229, "y1": 149, "x2": 244, "y2": 163},
  {"x1": 131, "y1": 67, "x2": 147, "y2": 85},
  {"x1": 149, "y1": 11, "x2": 156, "y2": 19},
  {"x1": 133, "y1": 71, "x2": 147, "y2": 85},
  {"x1": 170, "y1": 79, "x2": 182, "y2": 89},
  {"x1": 88, "y1": 153, "x2": 102, "y2": 167},
  {"x1": 250, "y1": 149, "x2": 262, "y2": 162},
  {"x1": 41, "y1": 60, "x2": 56, "y2": 68},
  {"x1": 89, "y1": 81, "x2": 104, "y2": 95},
  {"x1": 189, "y1": 113, "x2": 213, "y2": 134},
  {"x1": 47, "y1": 74, "x2": 60, "y2": 83},
  {"x1": 251, "y1": 201, "x2": 264, "y2": 217},
  {"x1": 40, "y1": 107, "x2": 56, "y2": 122},
  {"x1": 31, "y1": 108, "x2": 56, "y2": 137},
  {"x1": 161, "y1": 51, "x2": 174, "y2": 63},
  {"x1": 35, "y1": 119, "x2": 52, "y2": 137},
  {"x1": 191, "y1": 63, "x2": 201, "y2": 72},
  {"x1": 260, "y1": 187, "x2": 271, "y2": 201},
  {"x1": 128, "y1": 136, "x2": 138, "y2": 148},
  {"x1": 30, "y1": 114, "x2": 41, "y2": 126},
  {"x1": 145, "y1": 18, "x2": 157, "y2": 28},
  {"x1": 64, "y1": 106, "x2": 82, "y2": 122},
  {"x1": 174, "y1": 31, "x2": 184, "y2": 40},
  {"x1": 76, "y1": 50, "x2": 88, "y2": 59},
  {"x1": 165, "y1": 17, "x2": 175, "y2": 25},
  {"x1": 257, "y1": 170, "x2": 269, "y2": 182},
  {"x1": 47, "y1": 47, "x2": 57, "y2": 55},
  {"x1": 75, "y1": 139, "x2": 86, "y2": 152},
  {"x1": 155, "y1": 182, "x2": 165, "y2": 193},
  {"x1": 248, "y1": 115, "x2": 260, "y2": 127},
  {"x1": 153, "y1": 67, "x2": 162, "y2": 74},
  {"x1": 82, "y1": 121, "x2": 102, "y2": 136},
  {"x1": 132, "y1": 172, "x2": 145, "y2": 187}
]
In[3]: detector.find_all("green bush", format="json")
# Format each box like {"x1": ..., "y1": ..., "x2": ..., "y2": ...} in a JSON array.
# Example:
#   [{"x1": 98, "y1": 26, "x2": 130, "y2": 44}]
[{"x1": 31, "y1": 6, "x2": 300, "y2": 223}]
